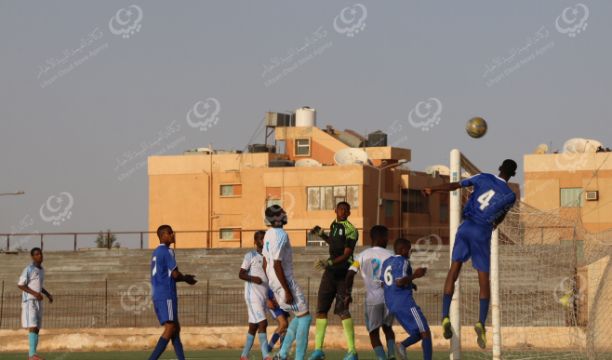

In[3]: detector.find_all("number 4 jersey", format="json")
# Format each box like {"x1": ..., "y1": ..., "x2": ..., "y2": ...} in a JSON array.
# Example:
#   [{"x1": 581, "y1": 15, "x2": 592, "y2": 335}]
[{"x1": 460, "y1": 173, "x2": 516, "y2": 226}]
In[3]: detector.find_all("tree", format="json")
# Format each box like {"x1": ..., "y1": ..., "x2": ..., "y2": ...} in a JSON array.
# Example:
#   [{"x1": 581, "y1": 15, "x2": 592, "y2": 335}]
[{"x1": 96, "y1": 230, "x2": 120, "y2": 249}]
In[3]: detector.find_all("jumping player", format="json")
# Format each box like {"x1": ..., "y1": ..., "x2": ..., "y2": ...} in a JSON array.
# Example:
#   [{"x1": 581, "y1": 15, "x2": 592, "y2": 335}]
[
  {"x1": 17, "y1": 247, "x2": 53, "y2": 360},
  {"x1": 345, "y1": 225, "x2": 397, "y2": 360},
  {"x1": 148, "y1": 225, "x2": 197, "y2": 360},
  {"x1": 266, "y1": 288, "x2": 290, "y2": 352},
  {"x1": 309, "y1": 201, "x2": 358, "y2": 360},
  {"x1": 423, "y1": 159, "x2": 517, "y2": 348},
  {"x1": 261, "y1": 205, "x2": 312, "y2": 360},
  {"x1": 238, "y1": 230, "x2": 272, "y2": 360},
  {"x1": 381, "y1": 238, "x2": 431, "y2": 360}
]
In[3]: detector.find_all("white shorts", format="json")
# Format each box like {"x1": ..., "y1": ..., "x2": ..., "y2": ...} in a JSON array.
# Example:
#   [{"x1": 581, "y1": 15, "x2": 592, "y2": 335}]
[
  {"x1": 269, "y1": 279, "x2": 309, "y2": 316},
  {"x1": 365, "y1": 302, "x2": 394, "y2": 332},
  {"x1": 245, "y1": 284, "x2": 268, "y2": 324},
  {"x1": 22, "y1": 300, "x2": 43, "y2": 329}
]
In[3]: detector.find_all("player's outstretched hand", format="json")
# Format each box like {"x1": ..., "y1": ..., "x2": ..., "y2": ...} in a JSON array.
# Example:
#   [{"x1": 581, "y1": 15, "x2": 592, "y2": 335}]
[
  {"x1": 250, "y1": 276, "x2": 263, "y2": 285},
  {"x1": 411, "y1": 283, "x2": 418, "y2": 291},
  {"x1": 184, "y1": 274, "x2": 198, "y2": 285},
  {"x1": 413, "y1": 268, "x2": 427, "y2": 279},
  {"x1": 421, "y1": 188, "x2": 433, "y2": 197},
  {"x1": 285, "y1": 291, "x2": 294, "y2": 305},
  {"x1": 309, "y1": 225, "x2": 322, "y2": 235}
]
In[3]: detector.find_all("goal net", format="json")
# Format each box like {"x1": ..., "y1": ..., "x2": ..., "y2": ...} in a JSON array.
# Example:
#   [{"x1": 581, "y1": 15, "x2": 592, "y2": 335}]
[{"x1": 449, "y1": 149, "x2": 612, "y2": 360}]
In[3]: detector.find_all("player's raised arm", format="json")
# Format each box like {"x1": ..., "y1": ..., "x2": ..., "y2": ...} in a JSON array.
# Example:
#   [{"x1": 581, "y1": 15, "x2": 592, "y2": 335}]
[
  {"x1": 310, "y1": 225, "x2": 330, "y2": 243},
  {"x1": 422, "y1": 182, "x2": 462, "y2": 196}
]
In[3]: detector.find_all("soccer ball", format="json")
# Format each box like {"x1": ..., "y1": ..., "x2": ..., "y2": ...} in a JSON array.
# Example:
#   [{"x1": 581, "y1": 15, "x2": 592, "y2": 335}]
[{"x1": 466, "y1": 117, "x2": 488, "y2": 138}]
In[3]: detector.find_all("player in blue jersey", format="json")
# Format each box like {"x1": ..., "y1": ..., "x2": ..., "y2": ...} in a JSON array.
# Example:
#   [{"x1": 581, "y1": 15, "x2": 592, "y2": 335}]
[
  {"x1": 148, "y1": 225, "x2": 197, "y2": 360},
  {"x1": 380, "y1": 238, "x2": 431, "y2": 360},
  {"x1": 423, "y1": 159, "x2": 517, "y2": 349}
]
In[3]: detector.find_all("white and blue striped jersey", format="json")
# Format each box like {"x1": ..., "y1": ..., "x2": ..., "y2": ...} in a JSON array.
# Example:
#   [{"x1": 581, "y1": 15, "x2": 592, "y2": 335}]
[
  {"x1": 262, "y1": 228, "x2": 294, "y2": 283},
  {"x1": 241, "y1": 250, "x2": 268, "y2": 301},
  {"x1": 349, "y1": 246, "x2": 394, "y2": 305},
  {"x1": 18, "y1": 264, "x2": 44, "y2": 302}
]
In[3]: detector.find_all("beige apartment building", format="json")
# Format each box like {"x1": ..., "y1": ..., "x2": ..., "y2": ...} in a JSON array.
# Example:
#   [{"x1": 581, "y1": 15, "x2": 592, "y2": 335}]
[
  {"x1": 523, "y1": 148, "x2": 612, "y2": 242},
  {"x1": 148, "y1": 108, "x2": 450, "y2": 248}
]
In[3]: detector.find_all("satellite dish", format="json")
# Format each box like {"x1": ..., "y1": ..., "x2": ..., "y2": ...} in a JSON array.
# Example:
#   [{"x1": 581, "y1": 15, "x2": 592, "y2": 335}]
[
  {"x1": 534, "y1": 143, "x2": 549, "y2": 154},
  {"x1": 425, "y1": 165, "x2": 450, "y2": 176},
  {"x1": 295, "y1": 158, "x2": 322, "y2": 167},
  {"x1": 334, "y1": 148, "x2": 370, "y2": 165},
  {"x1": 563, "y1": 138, "x2": 603, "y2": 154}
]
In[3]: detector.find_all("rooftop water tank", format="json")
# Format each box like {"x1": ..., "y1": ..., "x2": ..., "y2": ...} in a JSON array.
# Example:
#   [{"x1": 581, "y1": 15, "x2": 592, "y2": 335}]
[{"x1": 295, "y1": 106, "x2": 316, "y2": 127}]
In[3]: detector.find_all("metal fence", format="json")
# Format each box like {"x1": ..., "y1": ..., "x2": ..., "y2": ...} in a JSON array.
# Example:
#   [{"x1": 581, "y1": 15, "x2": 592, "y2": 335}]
[{"x1": 0, "y1": 280, "x2": 571, "y2": 329}]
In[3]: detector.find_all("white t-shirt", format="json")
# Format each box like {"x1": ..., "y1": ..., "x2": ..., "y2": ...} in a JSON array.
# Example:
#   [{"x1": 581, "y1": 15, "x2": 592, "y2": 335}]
[
  {"x1": 349, "y1": 246, "x2": 393, "y2": 305},
  {"x1": 18, "y1": 264, "x2": 45, "y2": 302},
  {"x1": 240, "y1": 250, "x2": 268, "y2": 300},
  {"x1": 262, "y1": 227, "x2": 294, "y2": 285}
]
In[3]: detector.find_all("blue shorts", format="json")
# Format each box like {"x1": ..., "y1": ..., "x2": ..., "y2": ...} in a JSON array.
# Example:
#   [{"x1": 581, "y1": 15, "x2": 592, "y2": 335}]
[
  {"x1": 393, "y1": 304, "x2": 429, "y2": 335},
  {"x1": 452, "y1": 219, "x2": 493, "y2": 272},
  {"x1": 270, "y1": 306, "x2": 290, "y2": 320},
  {"x1": 153, "y1": 298, "x2": 178, "y2": 325}
]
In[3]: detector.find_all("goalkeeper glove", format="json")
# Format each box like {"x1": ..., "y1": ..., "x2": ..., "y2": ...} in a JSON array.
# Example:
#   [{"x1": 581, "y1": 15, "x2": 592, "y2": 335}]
[{"x1": 314, "y1": 258, "x2": 333, "y2": 271}]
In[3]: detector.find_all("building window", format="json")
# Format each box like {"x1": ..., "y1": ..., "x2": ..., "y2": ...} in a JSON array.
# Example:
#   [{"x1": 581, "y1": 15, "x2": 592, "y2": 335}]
[
  {"x1": 402, "y1": 189, "x2": 429, "y2": 213},
  {"x1": 220, "y1": 228, "x2": 240, "y2": 241},
  {"x1": 295, "y1": 139, "x2": 311, "y2": 156},
  {"x1": 307, "y1": 185, "x2": 359, "y2": 210},
  {"x1": 384, "y1": 200, "x2": 394, "y2": 218},
  {"x1": 560, "y1": 188, "x2": 583, "y2": 208},
  {"x1": 220, "y1": 184, "x2": 242, "y2": 197}
]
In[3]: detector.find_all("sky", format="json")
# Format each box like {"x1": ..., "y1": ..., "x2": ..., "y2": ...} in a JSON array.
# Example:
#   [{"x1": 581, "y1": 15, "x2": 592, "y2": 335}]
[{"x1": 1, "y1": 1, "x2": 611, "y2": 250}]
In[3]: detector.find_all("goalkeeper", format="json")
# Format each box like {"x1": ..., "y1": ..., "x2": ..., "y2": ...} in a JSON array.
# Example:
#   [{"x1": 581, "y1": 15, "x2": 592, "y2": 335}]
[{"x1": 308, "y1": 201, "x2": 358, "y2": 360}]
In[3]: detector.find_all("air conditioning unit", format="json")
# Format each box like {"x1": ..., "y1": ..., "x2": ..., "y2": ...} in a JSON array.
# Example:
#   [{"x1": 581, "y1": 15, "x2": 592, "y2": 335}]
[{"x1": 585, "y1": 191, "x2": 599, "y2": 201}]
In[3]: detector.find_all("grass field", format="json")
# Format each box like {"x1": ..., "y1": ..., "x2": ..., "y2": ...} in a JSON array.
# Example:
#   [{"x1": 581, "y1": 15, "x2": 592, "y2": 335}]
[{"x1": 0, "y1": 350, "x2": 601, "y2": 360}]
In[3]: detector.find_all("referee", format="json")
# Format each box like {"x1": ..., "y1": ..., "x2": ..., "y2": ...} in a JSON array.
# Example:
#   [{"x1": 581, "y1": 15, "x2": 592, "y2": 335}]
[{"x1": 308, "y1": 201, "x2": 358, "y2": 360}]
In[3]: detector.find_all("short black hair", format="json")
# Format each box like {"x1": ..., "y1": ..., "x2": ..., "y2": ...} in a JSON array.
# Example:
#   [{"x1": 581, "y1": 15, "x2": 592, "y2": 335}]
[
  {"x1": 336, "y1": 201, "x2": 350, "y2": 209},
  {"x1": 30, "y1": 247, "x2": 42, "y2": 256},
  {"x1": 499, "y1": 159, "x2": 517, "y2": 177},
  {"x1": 254, "y1": 230, "x2": 266, "y2": 241},
  {"x1": 370, "y1": 225, "x2": 389, "y2": 242},
  {"x1": 394, "y1": 238, "x2": 411, "y2": 253},
  {"x1": 157, "y1": 224, "x2": 173, "y2": 238}
]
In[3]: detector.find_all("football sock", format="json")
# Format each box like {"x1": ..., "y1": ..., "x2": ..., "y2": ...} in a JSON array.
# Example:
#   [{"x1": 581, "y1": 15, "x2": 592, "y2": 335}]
[
  {"x1": 258, "y1": 332, "x2": 270, "y2": 358},
  {"x1": 241, "y1": 333, "x2": 255, "y2": 358},
  {"x1": 148, "y1": 337, "x2": 169, "y2": 360},
  {"x1": 280, "y1": 318, "x2": 298, "y2": 358},
  {"x1": 442, "y1": 293, "x2": 453, "y2": 319},
  {"x1": 479, "y1": 298, "x2": 490, "y2": 325},
  {"x1": 401, "y1": 331, "x2": 421, "y2": 348},
  {"x1": 422, "y1": 336, "x2": 433, "y2": 360},
  {"x1": 373, "y1": 345, "x2": 387, "y2": 359},
  {"x1": 172, "y1": 335, "x2": 185, "y2": 360},
  {"x1": 314, "y1": 317, "x2": 328, "y2": 350},
  {"x1": 29, "y1": 332, "x2": 38, "y2": 357},
  {"x1": 386, "y1": 338, "x2": 396, "y2": 358},
  {"x1": 268, "y1": 332, "x2": 280, "y2": 351},
  {"x1": 341, "y1": 318, "x2": 356, "y2": 353},
  {"x1": 295, "y1": 314, "x2": 312, "y2": 360}
]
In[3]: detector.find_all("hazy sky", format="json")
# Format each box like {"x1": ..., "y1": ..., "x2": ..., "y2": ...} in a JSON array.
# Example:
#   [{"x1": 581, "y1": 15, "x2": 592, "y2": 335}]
[{"x1": 1, "y1": 1, "x2": 611, "y2": 249}]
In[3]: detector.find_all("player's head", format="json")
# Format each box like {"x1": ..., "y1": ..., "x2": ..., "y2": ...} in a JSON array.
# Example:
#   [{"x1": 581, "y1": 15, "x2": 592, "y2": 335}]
[
  {"x1": 498, "y1": 159, "x2": 517, "y2": 180},
  {"x1": 30, "y1": 247, "x2": 43, "y2": 264},
  {"x1": 370, "y1": 225, "x2": 389, "y2": 248},
  {"x1": 254, "y1": 230, "x2": 266, "y2": 250},
  {"x1": 157, "y1": 224, "x2": 175, "y2": 245},
  {"x1": 335, "y1": 201, "x2": 351, "y2": 221},
  {"x1": 265, "y1": 204, "x2": 287, "y2": 228},
  {"x1": 394, "y1": 237, "x2": 411, "y2": 258}
]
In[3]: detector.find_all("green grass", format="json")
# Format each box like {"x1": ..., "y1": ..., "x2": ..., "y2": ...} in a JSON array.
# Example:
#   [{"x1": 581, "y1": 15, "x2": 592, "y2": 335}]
[{"x1": 0, "y1": 350, "x2": 601, "y2": 360}]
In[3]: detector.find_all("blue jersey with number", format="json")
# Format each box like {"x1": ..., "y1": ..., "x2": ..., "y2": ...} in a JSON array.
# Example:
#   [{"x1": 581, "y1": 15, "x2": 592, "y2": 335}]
[
  {"x1": 151, "y1": 244, "x2": 178, "y2": 301},
  {"x1": 380, "y1": 255, "x2": 415, "y2": 312},
  {"x1": 460, "y1": 173, "x2": 516, "y2": 226}
]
